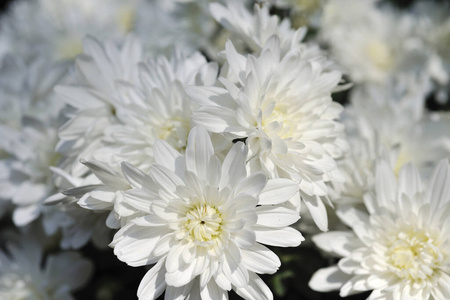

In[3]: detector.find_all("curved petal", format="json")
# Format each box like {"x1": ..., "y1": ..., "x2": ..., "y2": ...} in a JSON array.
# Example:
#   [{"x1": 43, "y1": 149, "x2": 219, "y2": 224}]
[
  {"x1": 137, "y1": 259, "x2": 167, "y2": 300},
  {"x1": 309, "y1": 266, "x2": 349, "y2": 293}
]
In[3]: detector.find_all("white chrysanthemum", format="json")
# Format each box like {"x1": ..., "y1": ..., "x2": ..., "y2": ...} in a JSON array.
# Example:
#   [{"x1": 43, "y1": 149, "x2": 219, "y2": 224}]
[
  {"x1": 320, "y1": 0, "x2": 434, "y2": 85},
  {"x1": 0, "y1": 117, "x2": 61, "y2": 227},
  {"x1": 56, "y1": 35, "x2": 143, "y2": 177},
  {"x1": 63, "y1": 50, "x2": 214, "y2": 224},
  {"x1": 57, "y1": 35, "x2": 218, "y2": 176},
  {"x1": 309, "y1": 160, "x2": 450, "y2": 299},
  {"x1": 97, "y1": 49, "x2": 218, "y2": 172},
  {"x1": 329, "y1": 138, "x2": 377, "y2": 206},
  {"x1": 0, "y1": 54, "x2": 69, "y2": 224},
  {"x1": 0, "y1": 228, "x2": 93, "y2": 299},
  {"x1": 0, "y1": 0, "x2": 139, "y2": 61},
  {"x1": 0, "y1": 55, "x2": 68, "y2": 130},
  {"x1": 210, "y1": 0, "x2": 307, "y2": 55},
  {"x1": 330, "y1": 79, "x2": 450, "y2": 211},
  {"x1": 111, "y1": 126, "x2": 303, "y2": 300},
  {"x1": 0, "y1": 56, "x2": 68, "y2": 226},
  {"x1": 349, "y1": 81, "x2": 450, "y2": 179},
  {"x1": 190, "y1": 37, "x2": 346, "y2": 231}
]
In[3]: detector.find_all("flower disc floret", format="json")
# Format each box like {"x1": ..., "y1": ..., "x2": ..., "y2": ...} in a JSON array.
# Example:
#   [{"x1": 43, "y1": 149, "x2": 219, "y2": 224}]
[
  {"x1": 183, "y1": 201, "x2": 223, "y2": 244},
  {"x1": 383, "y1": 225, "x2": 444, "y2": 282}
]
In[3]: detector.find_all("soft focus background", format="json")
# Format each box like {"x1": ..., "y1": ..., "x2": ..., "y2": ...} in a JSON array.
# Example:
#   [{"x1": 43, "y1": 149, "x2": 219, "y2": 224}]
[{"x1": 0, "y1": 0, "x2": 448, "y2": 299}]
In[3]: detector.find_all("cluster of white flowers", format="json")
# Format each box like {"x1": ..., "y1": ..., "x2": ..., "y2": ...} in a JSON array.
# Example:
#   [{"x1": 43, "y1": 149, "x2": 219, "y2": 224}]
[{"x1": 0, "y1": 0, "x2": 449, "y2": 299}]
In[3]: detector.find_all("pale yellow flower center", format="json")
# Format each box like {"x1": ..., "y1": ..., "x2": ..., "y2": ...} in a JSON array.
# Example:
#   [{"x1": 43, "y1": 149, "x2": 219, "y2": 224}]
[
  {"x1": 156, "y1": 117, "x2": 190, "y2": 152},
  {"x1": 117, "y1": 6, "x2": 135, "y2": 32},
  {"x1": 393, "y1": 150, "x2": 412, "y2": 177},
  {"x1": 365, "y1": 40, "x2": 394, "y2": 72},
  {"x1": 386, "y1": 229, "x2": 444, "y2": 281},
  {"x1": 56, "y1": 37, "x2": 83, "y2": 60},
  {"x1": 185, "y1": 203, "x2": 223, "y2": 243},
  {"x1": 262, "y1": 104, "x2": 295, "y2": 139}
]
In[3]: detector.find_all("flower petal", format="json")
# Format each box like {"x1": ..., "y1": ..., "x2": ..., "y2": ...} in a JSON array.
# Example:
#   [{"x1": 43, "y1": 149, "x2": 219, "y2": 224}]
[
  {"x1": 309, "y1": 266, "x2": 349, "y2": 293},
  {"x1": 137, "y1": 259, "x2": 167, "y2": 300}
]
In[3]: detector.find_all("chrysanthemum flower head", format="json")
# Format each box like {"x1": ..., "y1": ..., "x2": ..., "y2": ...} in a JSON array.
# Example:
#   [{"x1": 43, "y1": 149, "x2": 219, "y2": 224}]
[
  {"x1": 0, "y1": 228, "x2": 93, "y2": 299},
  {"x1": 98, "y1": 49, "x2": 218, "y2": 172},
  {"x1": 310, "y1": 159, "x2": 450, "y2": 299},
  {"x1": 0, "y1": 56, "x2": 68, "y2": 227},
  {"x1": 190, "y1": 36, "x2": 346, "y2": 231},
  {"x1": 56, "y1": 35, "x2": 144, "y2": 176},
  {"x1": 210, "y1": 0, "x2": 307, "y2": 55},
  {"x1": 349, "y1": 80, "x2": 450, "y2": 178},
  {"x1": 111, "y1": 126, "x2": 303, "y2": 300},
  {"x1": 320, "y1": 0, "x2": 435, "y2": 85}
]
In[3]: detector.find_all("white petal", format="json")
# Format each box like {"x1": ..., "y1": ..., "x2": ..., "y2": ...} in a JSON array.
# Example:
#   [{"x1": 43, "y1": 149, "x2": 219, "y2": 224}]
[
  {"x1": 78, "y1": 193, "x2": 114, "y2": 211},
  {"x1": 255, "y1": 206, "x2": 299, "y2": 228},
  {"x1": 12, "y1": 182, "x2": 47, "y2": 205},
  {"x1": 165, "y1": 243, "x2": 187, "y2": 273},
  {"x1": 254, "y1": 226, "x2": 304, "y2": 247},
  {"x1": 338, "y1": 257, "x2": 362, "y2": 275},
  {"x1": 224, "y1": 40, "x2": 247, "y2": 83},
  {"x1": 426, "y1": 159, "x2": 450, "y2": 211},
  {"x1": 112, "y1": 224, "x2": 170, "y2": 266},
  {"x1": 82, "y1": 159, "x2": 128, "y2": 188},
  {"x1": 234, "y1": 272, "x2": 273, "y2": 300},
  {"x1": 149, "y1": 165, "x2": 184, "y2": 197},
  {"x1": 13, "y1": 205, "x2": 41, "y2": 227},
  {"x1": 153, "y1": 140, "x2": 185, "y2": 175},
  {"x1": 302, "y1": 193, "x2": 328, "y2": 232},
  {"x1": 233, "y1": 228, "x2": 256, "y2": 249},
  {"x1": 200, "y1": 280, "x2": 228, "y2": 300},
  {"x1": 220, "y1": 142, "x2": 248, "y2": 190},
  {"x1": 123, "y1": 189, "x2": 153, "y2": 214},
  {"x1": 121, "y1": 161, "x2": 152, "y2": 190},
  {"x1": 241, "y1": 243, "x2": 280, "y2": 274},
  {"x1": 309, "y1": 266, "x2": 349, "y2": 292},
  {"x1": 335, "y1": 205, "x2": 369, "y2": 229},
  {"x1": 185, "y1": 126, "x2": 214, "y2": 182},
  {"x1": 193, "y1": 107, "x2": 239, "y2": 133},
  {"x1": 206, "y1": 156, "x2": 222, "y2": 188},
  {"x1": 89, "y1": 188, "x2": 117, "y2": 203},
  {"x1": 312, "y1": 231, "x2": 362, "y2": 258},
  {"x1": 259, "y1": 179, "x2": 299, "y2": 205},
  {"x1": 153, "y1": 233, "x2": 176, "y2": 258},
  {"x1": 137, "y1": 260, "x2": 166, "y2": 300},
  {"x1": 164, "y1": 281, "x2": 194, "y2": 300},
  {"x1": 132, "y1": 215, "x2": 166, "y2": 227},
  {"x1": 374, "y1": 161, "x2": 397, "y2": 211},
  {"x1": 55, "y1": 85, "x2": 104, "y2": 109},
  {"x1": 165, "y1": 261, "x2": 197, "y2": 288},
  {"x1": 214, "y1": 272, "x2": 232, "y2": 291},
  {"x1": 235, "y1": 172, "x2": 267, "y2": 198},
  {"x1": 223, "y1": 242, "x2": 249, "y2": 288},
  {"x1": 340, "y1": 275, "x2": 371, "y2": 297},
  {"x1": 397, "y1": 163, "x2": 422, "y2": 200}
]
